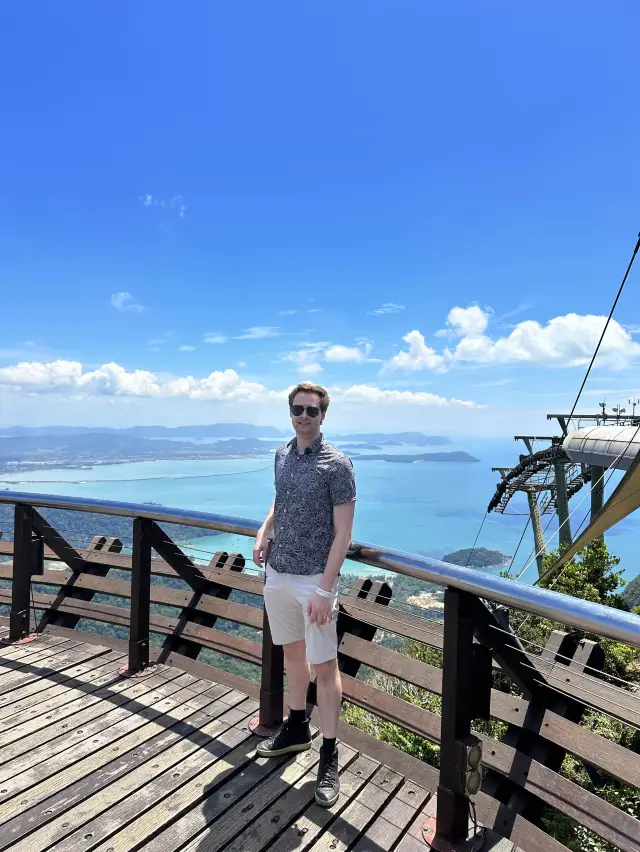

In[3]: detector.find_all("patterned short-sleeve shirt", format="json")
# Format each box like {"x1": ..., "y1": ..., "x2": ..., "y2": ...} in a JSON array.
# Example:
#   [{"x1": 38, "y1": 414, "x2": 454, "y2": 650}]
[{"x1": 269, "y1": 434, "x2": 356, "y2": 576}]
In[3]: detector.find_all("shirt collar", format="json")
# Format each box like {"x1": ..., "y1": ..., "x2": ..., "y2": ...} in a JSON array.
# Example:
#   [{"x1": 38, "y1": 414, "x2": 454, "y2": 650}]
[{"x1": 291, "y1": 433, "x2": 324, "y2": 455}]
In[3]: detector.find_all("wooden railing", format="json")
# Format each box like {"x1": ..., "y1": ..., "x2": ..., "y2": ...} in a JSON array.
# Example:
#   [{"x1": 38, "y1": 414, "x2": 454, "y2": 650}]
[{"x1": 0, "y1": 494, "x2": 639, "y2": 852}]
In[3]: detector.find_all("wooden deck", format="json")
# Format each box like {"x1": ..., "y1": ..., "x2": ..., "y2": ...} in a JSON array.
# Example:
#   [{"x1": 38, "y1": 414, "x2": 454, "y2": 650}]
[{"x1": 0, "y1": 632, "x2": 454, "y2": 852}]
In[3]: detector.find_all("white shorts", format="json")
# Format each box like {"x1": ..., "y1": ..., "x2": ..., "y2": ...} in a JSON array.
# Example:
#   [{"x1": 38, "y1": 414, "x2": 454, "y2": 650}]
[{"x1": 263, "y1": 564, "x2": 339, "y2": 665}]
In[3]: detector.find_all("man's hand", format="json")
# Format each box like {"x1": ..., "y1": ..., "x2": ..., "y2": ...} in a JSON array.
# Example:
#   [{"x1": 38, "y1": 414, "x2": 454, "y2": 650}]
[
  {"x1": 307, "y1": 592, "x2": 333, "y2": 625},
  {"x1": 253, "y1": 534, "x2": 268, "y2": 568}
]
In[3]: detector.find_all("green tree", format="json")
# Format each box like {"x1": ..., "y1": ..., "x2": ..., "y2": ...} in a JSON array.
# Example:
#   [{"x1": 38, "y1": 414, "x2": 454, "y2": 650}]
[{"x1": 621, "y1": 574, "x2": 640, "y2": 611}]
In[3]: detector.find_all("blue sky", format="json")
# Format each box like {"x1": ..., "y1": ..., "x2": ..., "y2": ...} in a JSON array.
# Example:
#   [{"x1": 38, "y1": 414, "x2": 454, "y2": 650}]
[{"x1": 1, "y1": 1, "x2": 639, "y2": 434}]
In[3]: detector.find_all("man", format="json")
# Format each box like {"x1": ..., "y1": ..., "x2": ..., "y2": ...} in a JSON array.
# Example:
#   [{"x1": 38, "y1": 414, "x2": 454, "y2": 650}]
[{"x1": 253, "y1": 381, "x2": 356, "y2": 807}]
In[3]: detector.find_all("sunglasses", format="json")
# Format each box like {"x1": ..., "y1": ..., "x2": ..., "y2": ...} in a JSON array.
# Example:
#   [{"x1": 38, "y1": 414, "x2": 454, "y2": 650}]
[{"x1": 290, "y1": 405, "x2": 321, "y2": 418}]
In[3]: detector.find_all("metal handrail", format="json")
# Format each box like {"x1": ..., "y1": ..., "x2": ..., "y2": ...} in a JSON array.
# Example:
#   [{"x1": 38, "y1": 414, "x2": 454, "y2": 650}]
[{"x1": 1, "y1": 489, "x2": 639, "y2": 648}]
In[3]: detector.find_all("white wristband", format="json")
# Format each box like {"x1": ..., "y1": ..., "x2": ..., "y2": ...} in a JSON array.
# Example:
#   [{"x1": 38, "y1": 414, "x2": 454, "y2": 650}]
[{"x1": 314, "y1": 587, "x2": 333, "y2": 599}]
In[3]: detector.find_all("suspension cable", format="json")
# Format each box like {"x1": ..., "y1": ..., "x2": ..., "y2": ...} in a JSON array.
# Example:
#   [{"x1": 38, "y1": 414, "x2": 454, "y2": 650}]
[{"x1": 567, "y1": 231, "x2": 640, "y2": 423}]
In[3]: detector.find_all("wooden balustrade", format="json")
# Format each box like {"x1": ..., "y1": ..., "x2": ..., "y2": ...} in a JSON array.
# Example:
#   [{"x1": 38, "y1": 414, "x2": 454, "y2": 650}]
[{"x1": 0, "y1": 509, "x2": 638, "y2": 852}]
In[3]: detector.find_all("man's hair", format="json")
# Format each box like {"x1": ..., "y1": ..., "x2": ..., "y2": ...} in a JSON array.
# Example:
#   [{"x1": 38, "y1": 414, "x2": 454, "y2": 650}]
[{"x1": 288, "y1": 382, "x2": 331, "y2": 413}]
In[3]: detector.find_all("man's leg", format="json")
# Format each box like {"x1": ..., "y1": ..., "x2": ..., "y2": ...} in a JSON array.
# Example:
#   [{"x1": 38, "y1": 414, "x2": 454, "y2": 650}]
[
  {"x1": 314, "y1": 658, "x2": 342, "y2": 739},
  {"x1": 283, "y1": 639, "x2": 311, "y2": 711}
]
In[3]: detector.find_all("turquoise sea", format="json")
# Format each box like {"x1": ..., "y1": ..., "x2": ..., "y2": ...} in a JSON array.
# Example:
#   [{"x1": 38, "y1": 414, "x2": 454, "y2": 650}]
[{"x1": 1, "y1": 437, "x2": 637, "y2": 584}]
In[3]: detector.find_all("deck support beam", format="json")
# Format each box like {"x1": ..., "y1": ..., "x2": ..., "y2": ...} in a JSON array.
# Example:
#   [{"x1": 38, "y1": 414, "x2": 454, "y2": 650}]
[
  {"x1": 126, "y1": 517, "x2": 153, "y2": 674},
  {"x1": 554, "y1": 460, "x2": 572, "y2": 547},
  {"x1": 590, "y1": 465, "x2": 605, "y2": 522},
  {"x1": 9, "y1": 504, "x2": 43, "y2": 641},
  {"x1": 433, "y1": 589, "x2": 491, "y2": 848}
]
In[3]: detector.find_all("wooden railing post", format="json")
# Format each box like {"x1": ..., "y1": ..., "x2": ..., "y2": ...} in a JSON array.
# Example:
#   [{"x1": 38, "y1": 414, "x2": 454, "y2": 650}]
[
  {"x1": 125, "y1": 517, "x2": 152, "y2": 675},
  {"x1": 251, "y1": 607, "x2": 284, "y2": 736},
  {"x1": 430, "y1": 588, "x2": 490, "y2": 849},
  {"x1": 9, "y1": 504, "x2": 43, "y2": 642}
]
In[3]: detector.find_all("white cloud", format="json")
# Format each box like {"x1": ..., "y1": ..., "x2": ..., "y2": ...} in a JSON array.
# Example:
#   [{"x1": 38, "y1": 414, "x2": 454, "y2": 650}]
[
  {"x1": 237, "y1": 361, "x2": 247, "y2": 368},
  {"x1": 282, "y1": 343, "x2": 326, "y2": 375},
  {"x1": 0, "y1": 359, "x2": 281, "y2": 402},
  {"x1": 278, "y1": 310, "x2": 297, "y2": 316},
  {"x1": 0, "y1": 359, "x2": 83, "y2": 388},
  {"x1": 387, "y1": 331, "x2": 447, "y2": 372},
  {"x1": 335, "y1": 385, "x2": 482, "y2": 408},
  {"x1": 325, "y1": 343, "x2": 372, "y2": 364},
  {"x1": 178, "y1": 345, "x2": 195, "y2": 351},
  {"x1": 388, "y1": 308, "x2": 640, "y2": 373},
  {"x1": 435, "y1": 305, "x2": 491, "y2": 338},
  {"x1": 237, "y1": 326, "x2": 280, "y2": 340},
  {"x1": 307, "y1": 308, "x2": 321, "y2": 314},
  {"x1": 282, "y1": 341, "x2": 378, "y2": 374},
  {"x1": 0, "y1": 359, "x2": 482, "y2": 411},
  {"x1": 204, "y1": 333, "x2": 228, "y2": 345},
  {"x1": 111, "y1": 292, "x2": 144, "y2": 314},
  {"x1": 369, "y1": 303, "x2": 405, "y2": 315}
]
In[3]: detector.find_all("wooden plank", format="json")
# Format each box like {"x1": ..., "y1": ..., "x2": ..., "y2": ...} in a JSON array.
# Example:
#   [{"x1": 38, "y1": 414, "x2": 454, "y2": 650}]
[
  {"x1": 0, "y1": 648, "x2": 123, "y2": 711},
  {"x1": 351, "y1": 780, "x2": 431, "y2": 852},
  {"x1": 29, "y1": 633, "x2": 260, "y2": 704},
  {"x1": 37, "y1": 702, "x2": 260, "y2": 852},
  {"x1": 0, "y1": 642, "x2": 109, "y2": 697},
  {"x1": 531, "y1": 656, "x2": 640, "y2": 729},
  {"x1": 304, "y1": 765, "x2": 404, "y2": 852},
  {"x1": 257, "y1": 754, "x2": 380, "y2": 852},
  {"x1": 0, "y1": 545, "x2": 266, "y2": 596},
  {"x1": 0, "y1": 641, "x2": 83, "y2": 677},
  {"x1": 0, "y1": 635, "x2": 76, "y2": 665},
  {"x1": 0, "y1": 668, "x2": 183, "y2": 778},
  {"x1": 334, "y1": 717, "x2": 439, "y2": 794},
  {"x1": 0, "y1": 650, "x2": 125, "y2": 725},
  {"x1": 0, "y1": 684, "x2": 236, "y2": 848},
  {"x1": 136, "y1": 739, "x2": 320, "y2": 852},
  {"x1": 80, "y1": 724, "x2": 321, "y2": 852},
  {"x1": 339, "y1": 598, "x2": 446, "y2": 648},
  {"x1": 184, "y1": 748, "x2": 368, "y2": 852},
  {"x1": 163, "y1": 650, "x2": 261, "y2": 698},
  {"x1": 473, "y1": 795, "x2": 571, "y2": 852},
  {"x1": 340, "y1": 634, "x2": 640, "y2": 789},
  {"x1": 0, "y1": 565, "x2": 264, "y2": 629},
  {"x1": 341, "y1": 673, "x2": 441, "y2": 741},
  {"x1": 4, "y1": 698, "x2": 258, "y2": 852},
  {"x1": 0, "y1": 589, "x2": 263, "y2": 664},
  {"x1": 220, "y1": 746, "x2": 362, "y2": 852},
  {"x1": 0, "y1": 632, "x2": 70, "y2": 657},
  {"x1": 0, "y1": 660, "x2": 169, "y2": 750},
  {"x1": 0, "y1": 642, "x2": 82, "y2": 678}
]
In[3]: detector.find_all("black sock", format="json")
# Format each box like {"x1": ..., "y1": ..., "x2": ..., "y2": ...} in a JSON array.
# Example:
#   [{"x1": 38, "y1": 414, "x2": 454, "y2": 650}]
[
  {"x1": 322, "y1": 737, "x2": 337, "y2": 754},
  {"x1": 289, "y1": 708, "x2": 307, "y2": 726}
]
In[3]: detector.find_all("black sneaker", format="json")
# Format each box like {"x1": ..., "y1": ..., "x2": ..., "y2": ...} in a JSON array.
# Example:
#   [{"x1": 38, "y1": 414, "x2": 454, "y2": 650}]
[
  {"x1": 315, "y1": 746, "x2": 340, "y2": 807},
  {"x1": 256, "y1": 717, "x2": 312, "y2": 758}
]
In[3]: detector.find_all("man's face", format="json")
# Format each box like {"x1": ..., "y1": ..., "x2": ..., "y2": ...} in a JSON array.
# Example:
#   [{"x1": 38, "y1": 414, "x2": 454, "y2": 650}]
[{"x1": 290, "y1": 391, "x2": 325, "y2": 436}]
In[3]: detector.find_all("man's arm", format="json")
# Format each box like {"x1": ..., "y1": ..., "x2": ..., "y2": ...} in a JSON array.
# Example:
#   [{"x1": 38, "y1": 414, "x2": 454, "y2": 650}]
[
  {"x1": 318, "y1": 501, "x2": 355, "y2": 592},
  {"x1": 253, "y1": 501, "x2": 275, "y2": 567}
]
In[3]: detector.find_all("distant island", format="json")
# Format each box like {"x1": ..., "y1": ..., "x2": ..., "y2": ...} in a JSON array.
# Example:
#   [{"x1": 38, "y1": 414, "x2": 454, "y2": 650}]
[
  {"x1": 333, "y1": 432, "x2": 452, "y2": 446},
  {"x1": 0, "y1": 423, "x2": 288, "y2": 439},
  {"x1": 442, "y1": 547, "x2": 510, "y2": 568},
  {"x1": 0, "y1": 425, "x2": 476, "y2": 476},
  {"x1": 1, "y1": 426, "x2": 451, "y2": 444},
  {"x1": 351, "y1": 451, "x2": 479, "y2": 464}
]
